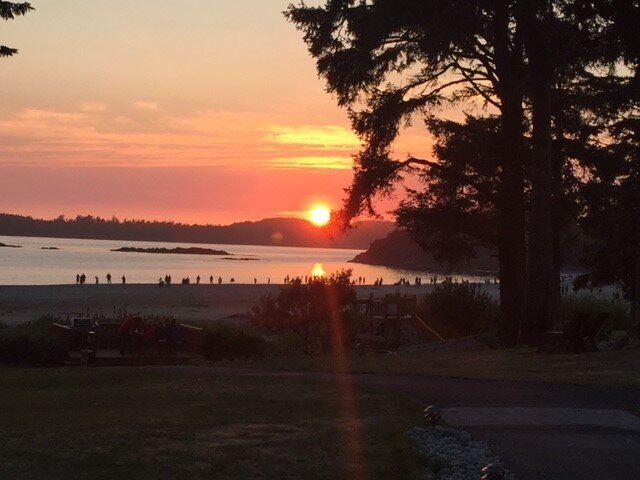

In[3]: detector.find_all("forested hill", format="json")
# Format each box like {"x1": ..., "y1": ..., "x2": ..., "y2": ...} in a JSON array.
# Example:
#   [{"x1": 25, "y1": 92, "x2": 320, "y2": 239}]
[
  {"x1": 350, "y1": 229, "x2": 500, "y2": 273},
  {"x1": 350, "y1": 229, "x2": 587, "y2": 274},
  {"x1": 0, "y1": 213, "x2": 394, "y2": 250}
]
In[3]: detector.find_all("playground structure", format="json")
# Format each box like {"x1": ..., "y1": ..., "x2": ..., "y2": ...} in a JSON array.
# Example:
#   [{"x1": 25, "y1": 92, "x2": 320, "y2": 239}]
[{"x1": 356, "y1": 294, "x2": 445, "y2": 350}]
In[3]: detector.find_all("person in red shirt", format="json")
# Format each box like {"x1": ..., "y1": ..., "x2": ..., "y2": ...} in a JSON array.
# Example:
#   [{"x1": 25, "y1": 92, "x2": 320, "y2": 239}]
[
  {"x1": 143, "y1": 321, "x2": 158, "y2": 353},
  {"x1": 119, "y1": 315, "x2": 142, "y2": 355}
]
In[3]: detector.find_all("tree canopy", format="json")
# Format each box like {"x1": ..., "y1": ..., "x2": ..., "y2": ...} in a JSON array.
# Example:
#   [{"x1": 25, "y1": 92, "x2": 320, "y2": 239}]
[
  {"x1": 287, "y1": 0, "x2": 639, "y2": 342},
  {"x1": 0, "y1": 1, "x2": 33, "y2": 58}
]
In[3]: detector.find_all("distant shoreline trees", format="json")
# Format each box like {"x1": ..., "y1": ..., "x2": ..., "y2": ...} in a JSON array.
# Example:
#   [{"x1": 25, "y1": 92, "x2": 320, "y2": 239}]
[{"x1": 0, "y1": 212, "x2": 393, "y2": 250}]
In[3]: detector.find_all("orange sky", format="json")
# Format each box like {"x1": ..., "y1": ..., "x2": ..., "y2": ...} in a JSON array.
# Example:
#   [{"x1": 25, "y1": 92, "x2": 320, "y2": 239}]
[{"x1": 0, "y1": 0, "x2": 431, "y2": 224}]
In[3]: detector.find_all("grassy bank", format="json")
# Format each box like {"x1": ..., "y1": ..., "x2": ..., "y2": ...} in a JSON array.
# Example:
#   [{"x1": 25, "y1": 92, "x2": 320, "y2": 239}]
[
  {"x1": 0, "y1": 367, "x2": 425, "y2": 480},
  {"x1": 237, "y1": 348, "x2": 640, "y2": 388}
]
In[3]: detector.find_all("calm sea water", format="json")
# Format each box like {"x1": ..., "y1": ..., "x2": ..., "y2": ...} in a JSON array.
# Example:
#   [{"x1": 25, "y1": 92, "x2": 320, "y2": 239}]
[{"x1": 0, "y1": 235, "x2": 488, "y2": 286}]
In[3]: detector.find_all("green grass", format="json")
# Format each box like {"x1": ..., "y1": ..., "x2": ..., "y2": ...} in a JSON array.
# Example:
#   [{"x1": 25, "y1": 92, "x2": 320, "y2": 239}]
[
  {"x1": 234, "y1": 347, "x2": 640, "y2": 388},
  {"x1": 0, "y1": 367, "x2": 425, "y2": 480}
]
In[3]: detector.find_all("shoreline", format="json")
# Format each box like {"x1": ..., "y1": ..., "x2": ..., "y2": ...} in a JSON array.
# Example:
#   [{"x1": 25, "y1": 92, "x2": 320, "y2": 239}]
[{"x1": 0, "y1": 283, "x2": 501, "y2": 326}]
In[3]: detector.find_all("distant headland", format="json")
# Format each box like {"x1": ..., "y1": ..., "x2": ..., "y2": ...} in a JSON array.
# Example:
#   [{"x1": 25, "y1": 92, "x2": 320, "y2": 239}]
[{"x1": 349, "y1": 229, "x2": 499, "y2": 274}]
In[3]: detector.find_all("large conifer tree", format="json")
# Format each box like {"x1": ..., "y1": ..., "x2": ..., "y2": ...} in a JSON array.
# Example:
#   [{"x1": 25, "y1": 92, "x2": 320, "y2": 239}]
[
  {"x1": 287, "y1": 0, "x2": 629, "y2": 344},
  {"x1": 574, "y1": 0, "x2": 640, "y2": 333},
  {"x1": 286, "y1": 0, "x2": 531, "y2": 343}
]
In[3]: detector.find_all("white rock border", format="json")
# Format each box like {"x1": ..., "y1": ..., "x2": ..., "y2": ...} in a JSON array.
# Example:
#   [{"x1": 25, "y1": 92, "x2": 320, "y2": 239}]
[{"x1": 409, "y1": 425, "x2": 517, "y2": 479}]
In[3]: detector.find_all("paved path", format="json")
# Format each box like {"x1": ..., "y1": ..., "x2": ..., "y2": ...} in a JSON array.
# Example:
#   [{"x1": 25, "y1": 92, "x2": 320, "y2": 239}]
[
  {"x1": 323, "y1": 372, "x2": 640, "y2": 480},
  {"x1": 442, "y1": 407, "x2": 640, "y2": 431},
  {"x1": 158, "y1": 367, "x2": 640, "y2": 480},
  {"x1": 442, "y1": 406, "x2": 640, "y2": 479}
]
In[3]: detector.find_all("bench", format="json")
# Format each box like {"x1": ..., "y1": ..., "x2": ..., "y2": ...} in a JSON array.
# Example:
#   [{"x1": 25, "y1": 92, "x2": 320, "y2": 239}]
[{"x1": 543, "y1": 312, "x2": 609, "y2": 353}]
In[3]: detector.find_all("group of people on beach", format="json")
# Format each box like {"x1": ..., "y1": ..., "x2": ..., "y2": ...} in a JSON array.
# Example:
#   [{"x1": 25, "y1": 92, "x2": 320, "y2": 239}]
[
  {"x1": 76, "y1": 273, "x2": 125, "y2": 284},
  {"x1": 394, "y1": 277, "x2": 423, "y2": 286},
  {"x1": 118, "y1": 315, "x2": 181, "y2": 356},
  {"x1": 158, "y1": 275, "x2": 239, "y2": 286},
  {"x1": 74, "y1": 272, "x2": 501, "y2": 287}
]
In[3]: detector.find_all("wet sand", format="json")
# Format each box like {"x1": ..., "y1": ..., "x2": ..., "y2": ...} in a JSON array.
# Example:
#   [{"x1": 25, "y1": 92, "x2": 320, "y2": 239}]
[{"x1": 0, "y1": 283, "x2": 501, "y2": 325}]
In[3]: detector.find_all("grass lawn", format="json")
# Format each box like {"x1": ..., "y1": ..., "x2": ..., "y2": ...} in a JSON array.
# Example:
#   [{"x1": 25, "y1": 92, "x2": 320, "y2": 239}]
[
  {"x1": 238, "y1": 348, "x2": 640, "y2": 388},
  {"x1": 0, "y1": 367, "x2": 425, "y2": 480}
]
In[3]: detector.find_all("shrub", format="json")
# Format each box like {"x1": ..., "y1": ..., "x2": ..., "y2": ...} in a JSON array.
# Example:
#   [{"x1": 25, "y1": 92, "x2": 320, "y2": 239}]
[
  {"x1": 420, "y1": 281, "x2": 499, "y2": 339},
  {"x1": 0, "y1": 315, "x2": 66, "y2": 366},
  {"x1": 560, "y1": 294, "x2": 630, "y2": 330},
  {"x1": 263, "y1": 331, "x2": 306, "y2": 357},
  {"x1": 250, "y1": 270, "x2": 359, "y2": 353},
  {"x1": 201, "y1": 323, "x2": 266, "y2": 362}
]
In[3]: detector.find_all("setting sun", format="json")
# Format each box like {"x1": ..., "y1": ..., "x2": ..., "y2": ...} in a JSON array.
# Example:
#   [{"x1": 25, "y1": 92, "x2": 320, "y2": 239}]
[{"x1": 308, "y1": 204, "x2": 331, "y2": 227}]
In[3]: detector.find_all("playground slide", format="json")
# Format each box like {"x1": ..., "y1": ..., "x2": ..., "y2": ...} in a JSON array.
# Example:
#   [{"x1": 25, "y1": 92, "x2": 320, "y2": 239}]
[{"x1": 412, "y1": 315, "x2": 446, "y2": 342}]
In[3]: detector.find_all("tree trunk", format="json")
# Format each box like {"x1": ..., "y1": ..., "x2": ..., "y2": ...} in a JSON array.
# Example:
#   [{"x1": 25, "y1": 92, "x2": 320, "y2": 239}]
[
  {"x1": 498, "y1": 104, "x2": 528, "y2": 346},
  {"x1": 493, "y1": 2, "x2": 528, "y2": 345},
  {"x1": 550, "y1": 129, "x2": 565, "y2": 332},
  {"x1": 632, "y1": 178, "x2": 640, "y2": 336},
  {"x1": 525, "y1": 75, "x2": 556, "y2": 345},
  {"x1": 519, "y1": 0, "x2": 558, "y2": 344}
]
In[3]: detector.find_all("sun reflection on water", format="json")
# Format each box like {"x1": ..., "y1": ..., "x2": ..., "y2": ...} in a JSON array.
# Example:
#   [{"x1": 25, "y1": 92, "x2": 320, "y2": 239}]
[{"x1": 311, "y1": 263, "x2": 326, "y2": 278}]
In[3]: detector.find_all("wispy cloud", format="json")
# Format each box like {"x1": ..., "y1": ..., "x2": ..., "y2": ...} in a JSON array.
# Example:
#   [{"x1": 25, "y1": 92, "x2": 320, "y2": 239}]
[
  {"x1": 79, "y1": 102, "x2": 108, "y2": 113},
  {"x1": 266, "y1": 156, "x2": 352, "y2": 170},
  {"x1": 265, "y1": 125, "x2": 360, "y2": 150},
  {"x1": 0, "y1": 106, "x2": 361, "y2": 171},
  {"x1": 134, "y1": 101, "x2": 159, "y2": 111}
]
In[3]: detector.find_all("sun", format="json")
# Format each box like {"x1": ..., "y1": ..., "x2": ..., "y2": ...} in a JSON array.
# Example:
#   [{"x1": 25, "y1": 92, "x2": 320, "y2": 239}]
[{"x1": 308, "y1": 204, "x2": 331, "y2": 227}]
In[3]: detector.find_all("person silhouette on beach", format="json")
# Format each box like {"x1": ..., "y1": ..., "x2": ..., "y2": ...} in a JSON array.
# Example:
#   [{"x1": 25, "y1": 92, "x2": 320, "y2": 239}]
[
  {"x1": 95, "y1": 276, "x2": 99, "y2": 284},
  {"x1": 106, "y1": 273, "x2": 112, "y2": 284},
  {"x1": 122, "y1": 275, "x2": 126, "y2": 284},
  {"x1": 218, "y1": 276, "x2": 222, "y2": 284},
  {"x1": 210, "y1": 275, "x2": 213, "y2": 284},
  {"x1": 197, "y1": 275, "x2": 201, "y2": 284}
]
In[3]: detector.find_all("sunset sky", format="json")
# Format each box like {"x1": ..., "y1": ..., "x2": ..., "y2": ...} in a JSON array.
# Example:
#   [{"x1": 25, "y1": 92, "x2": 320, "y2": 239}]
[{"x1": 1, "y1": 0, "x2": 430, "y2": 224}]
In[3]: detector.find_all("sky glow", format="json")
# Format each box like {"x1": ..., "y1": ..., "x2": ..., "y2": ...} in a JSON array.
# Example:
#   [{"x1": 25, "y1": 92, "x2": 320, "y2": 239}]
[{"x1": 0, "y1": 0, "x2": 430, "y2": 224}]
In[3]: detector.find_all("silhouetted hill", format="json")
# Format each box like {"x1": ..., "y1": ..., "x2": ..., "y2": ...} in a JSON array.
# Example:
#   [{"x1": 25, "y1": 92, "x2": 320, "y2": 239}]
[
  {"x1": 350, "y1": 228, "x2": 588, "y2": 273},
  {"x1": 350, "y1": 229, "x2": 500, "y2": 273},
  {"x1": 0, "y1": 213, "x2": 394, "y2": 250}
]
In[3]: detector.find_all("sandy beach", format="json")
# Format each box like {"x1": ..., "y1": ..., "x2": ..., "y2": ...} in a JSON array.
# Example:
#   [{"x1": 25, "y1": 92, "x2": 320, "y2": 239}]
[{"x1": 0, "y1": 283, "x2": 501, "y2": 326}]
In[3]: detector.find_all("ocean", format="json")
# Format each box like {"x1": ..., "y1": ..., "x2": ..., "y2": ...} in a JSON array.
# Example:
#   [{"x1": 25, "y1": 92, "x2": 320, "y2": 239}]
[{"x1": 0, "y1": 235, "x2": 488, "y2": 286}]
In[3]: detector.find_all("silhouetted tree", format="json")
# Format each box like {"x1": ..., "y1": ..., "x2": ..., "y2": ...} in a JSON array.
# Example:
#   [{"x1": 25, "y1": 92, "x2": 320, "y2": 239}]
[
  {"x1": 396, "y1": 115, "x2": 502, "y2": 267},
  {"x1": 0, "y1": 2, "x2": 33, "y2": 57},
  {"x1": 287, "y1": 0, "x2": 628, "y2": 344},
  {"x1": 286, "y1": 0, "x2": 531, "y2": 344},
  {"x1": 573, "y1": 0, "x2": 640, "y2": 333}
]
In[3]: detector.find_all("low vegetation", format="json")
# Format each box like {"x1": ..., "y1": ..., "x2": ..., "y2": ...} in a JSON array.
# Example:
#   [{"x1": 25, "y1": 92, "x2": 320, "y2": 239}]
[
  {"x1": 239, "y1": 348, "x2": 640, "y2": 388},
  {"x1": 0, "y1": 316, "x2": 65, "y2": 366},
  {"x1": 560, "y1": 293, "x2": 630, "y2": 330},
  {"x1": 201, "y1": 323, "x2": 266, "y2": 361},
  {"x1": 419, "y1": 281, "x2": 500, "y2": 339},
  {"x1": 250, "y1": 270, "x2": 360, "y2": 354},
  {"x1": 0, "y1": 367, "x2": 425, "y2": 480}
]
